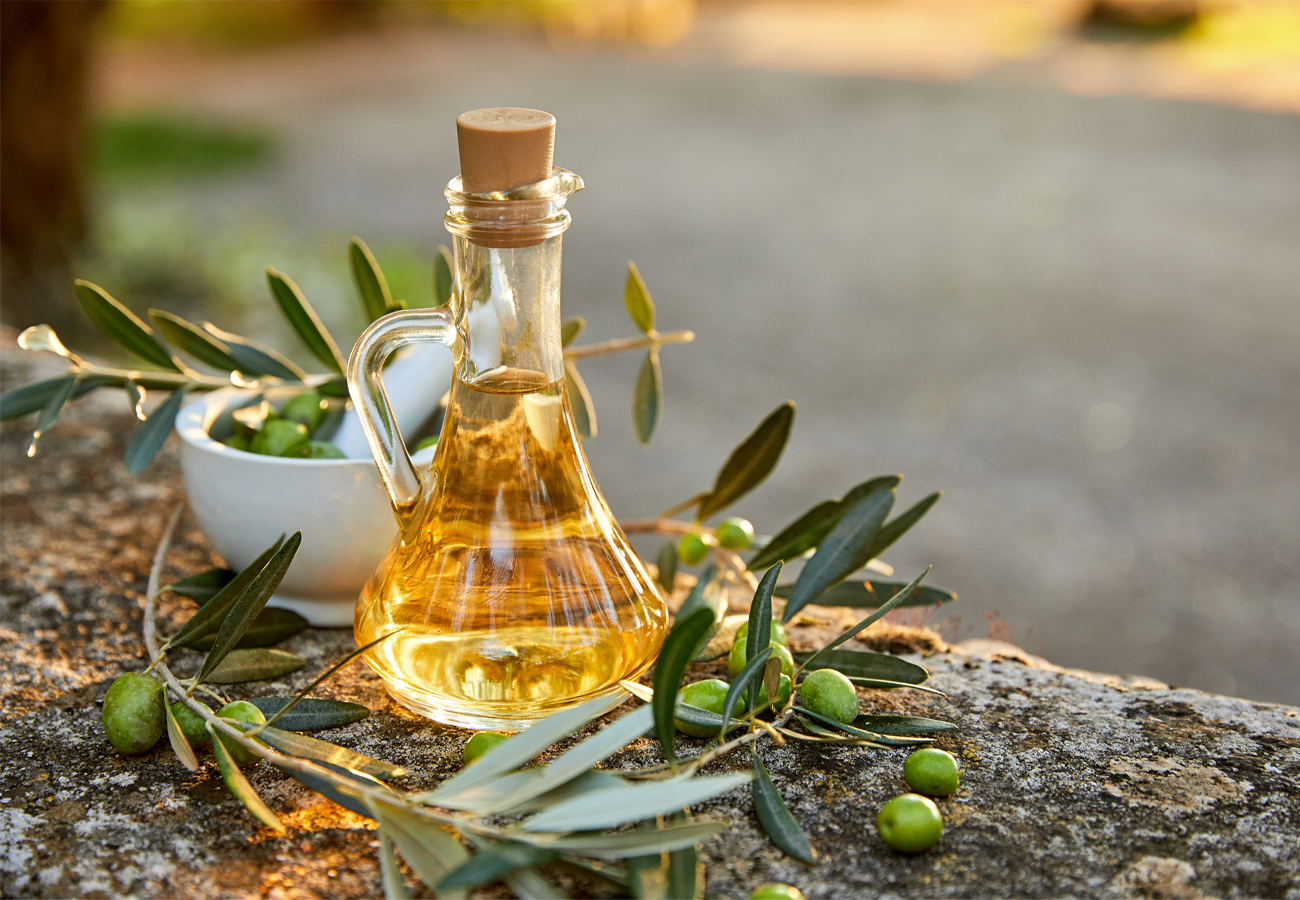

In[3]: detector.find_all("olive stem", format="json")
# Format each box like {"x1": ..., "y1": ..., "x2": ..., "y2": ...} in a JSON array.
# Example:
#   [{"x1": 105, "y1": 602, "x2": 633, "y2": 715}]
[{"x1": 562, "y1": 329, "x2": 694, "y2": 361}]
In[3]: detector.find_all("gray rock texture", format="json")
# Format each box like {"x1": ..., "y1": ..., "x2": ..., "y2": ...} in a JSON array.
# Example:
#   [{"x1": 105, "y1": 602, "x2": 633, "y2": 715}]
[{"x1": 2, "y1": 352, "x2": 1297, "y2": 898}]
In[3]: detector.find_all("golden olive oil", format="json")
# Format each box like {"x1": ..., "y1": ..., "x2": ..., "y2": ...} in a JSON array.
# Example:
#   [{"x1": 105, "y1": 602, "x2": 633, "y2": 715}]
[{"x1": 354, "y1": 368, "x2": 667, "y2": 729}]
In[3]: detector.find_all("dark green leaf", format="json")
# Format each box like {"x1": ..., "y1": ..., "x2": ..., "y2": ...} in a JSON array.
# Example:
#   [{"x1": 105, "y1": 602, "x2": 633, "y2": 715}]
[
  {"x1": 165, "y1": 567, "x2": 235, "y2": 604},
  {"x1": 626, "y1": 849, "x2": 668, "y2": 900},
  {"x1": 797, "y1": 567, "x2": 929, "y2": 672},
  {"x1": 655, "y1": 540, "x2": 678, "y2": 595},
  {"x1": 794, "y1": 708, "x2": 931, "y2": 746},
  {"x1": 31, "y1": 375, "x2": 78, "y2": 441},
  {"x1": 317, "y1": 376, "x2": 349, "y2": 398},
  {"x1": 747, "y1": 475, "x2": 901, "y2": 570},
  {"x1": 671, "y1": 700, "x2": 743, "y2": 737},
  {"x1": 856, "y1": 491, "x2": 943, "y2": 566},
  {"x1": 746, "y1": 563, "x2": 782, "y2": 667},
  {"x1": 667, "y1": 812, "x2": 704, "y2": 900},
  {"x1": 752, "y1": 750, "x2": 815, "y2": 863},
  {"x1": 439, "y1": 842, "x2": 558, "y2": 892},
  {"x1": 247, "y1": 697, "x2": 370, "y2": 732},
  {"x1": 624, "y1": 261, "x2": 655, "y2": 333},
  {"x1": 74, "y1": 280, "x2": 180, "y2": 371},
  {"x1": 1, "y1": 374, "x2": 117, "y2": 420},
  {"x1": 774, "y1": 578, "x2": 957, "y2": 610},
  {"x1": 369, "y1": 800, "x2": 470, "y2": 899},
  {"x1": 349, "y1": 237, "x2": 393, "y2": 322},
  {"x1": 565, "y1": 362, "x2": 596, "y2": 440},
  {"x1": 653, "y1": 607, "x2": 716, "y2": 765},
  {"x1": 165, "y1": 701, "x2": 199, "y2": 772},
  {"x1": 266, "y1": 267, "x2": 345, "y2": 374},
  {"x1": 720, "y1": 646, "x2": 772, "y2": 738},
  {"x1": 547, "y1": 819, "x2": 727, "y2": 860},
  {"x1": 378, "y1": 828, "x2": 411, "y2": 900},
  {"x1": 433, "y1": 245, "x2": 454, "y2": 307},
  {"x1": 202, "y1": 324, "x2": 306, "y2": 381},
  {"x1": 561, "y1": 316, "x2": 585, "y2": 347},
  {"x1": 182, "y1": 606, "x2": 308, "y2": 649},
  {"x1": 519, "y1": 773, "x2": 751, "y2": 833},
  {"x1": 260, "y1": 632, "x2": 392, "y2": 730},
  {"x1": 205, "y1": 647, "x2": 305, "y2": 684},
  {"x1": 149, "y1": 310, "x2": 243, "y2": 371},
  {"x1": 853, "y1": 714, "x2": 955, "y2": 735},
  {"x1": 781, "y1": 488, "x2": 895, "y2": 623},
  {"x1": 194, "y1": 532, "x2": 301, "y2": 684},
  {"x1": 794, "y1": 715, "x2": 892, "y2": 747},
  {"x1": 209, "y1": 723, "x2": 285, "y2": 833},
  {"x1": 250, "y1": 723, "x2": 402, "y2": 778},
  {"x1": 166, "y1": 537, "x2": 283, "y2": 649},
  {"x1": 696, "y1": 402, "x2": 794, "y2": 522},
  {"x1": 124, "y1": 387, "x2": 187, "y2": 475},
  {"x1": 280, "y1": 761, "x2": 378, "y2": 819},
  {"x1": 793, "y1": 648, "x2": 930, "y2": 687},
  {"x1": 633, "y1": 350, "x2": 661, "y2": 445}
]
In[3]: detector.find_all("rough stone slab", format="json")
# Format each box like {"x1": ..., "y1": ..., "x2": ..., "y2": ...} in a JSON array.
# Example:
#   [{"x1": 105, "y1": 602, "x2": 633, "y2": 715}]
[{"x1": 3, "y1": 348, "x2": 1298, "y2": 899}]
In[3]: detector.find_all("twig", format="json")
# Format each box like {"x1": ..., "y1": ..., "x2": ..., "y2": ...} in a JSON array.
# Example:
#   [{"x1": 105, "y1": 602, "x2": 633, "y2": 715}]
[{"x1": 563, "y1": 329, "x2": 695, "y2": 360}]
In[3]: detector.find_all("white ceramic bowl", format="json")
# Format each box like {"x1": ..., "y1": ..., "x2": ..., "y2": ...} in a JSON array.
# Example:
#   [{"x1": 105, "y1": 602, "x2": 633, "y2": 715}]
[{"x1": 176, "y1": 386, "x2": 438, "y2": 627}]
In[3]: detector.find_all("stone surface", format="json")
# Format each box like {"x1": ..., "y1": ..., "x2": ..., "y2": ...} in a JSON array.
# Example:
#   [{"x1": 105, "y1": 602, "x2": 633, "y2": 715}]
[{"x1": 2, "y1": 350, "x2": 1298, "y2": 899}]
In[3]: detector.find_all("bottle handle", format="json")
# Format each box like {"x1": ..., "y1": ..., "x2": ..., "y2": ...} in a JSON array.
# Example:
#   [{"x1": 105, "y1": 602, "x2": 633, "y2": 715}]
[{"x1": 347, "y1": 308, "x2": 459, "y2": 516}]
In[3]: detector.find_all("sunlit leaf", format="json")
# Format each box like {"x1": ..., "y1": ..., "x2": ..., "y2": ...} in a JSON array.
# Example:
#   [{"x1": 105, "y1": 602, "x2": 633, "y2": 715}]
[
  {"x1": 752, "y1": 751, "x2": 815, "y2": 864},
  {"x1": 696, "y1": 402, "x2": 794, "y2": 523},
  {"x1": 17, "y1": 324, "x2": 78, "y2": 361},
  {"x1": 266, "y1": 267, "x2": 345, "y2": 373},
  {"x1": 124, "y1": 387, "x2": 187, "y2": 474},
  {"x1": 565, "y1": 361, "x2": 596, "y2": 439},
  {"x1": 652, "y1": 608, "x2": 716, "y2": 766},
  {"x1": 124, "y1": 378, "x2": 146, "y2": 420},
  {"x1": 165, "y1": 701, "x2": 199, "y2": 772},
  {"x1": 279, "y1": 761, "x2": 376, "y2": 818},
  {"x1": 250, "y1": 724, "x2": 402, "y2": 778},
  {"x1": 369, "y1": 800, "x2": 470, "y2": 900},
  {"x1": 28, "y1": 375, "x2": 78, "y2": 454},
  {"x1": 792, "y1": 648, "x2": 929, "y2": 687},
  {"x1": 560, "y1": 316, "x2": 585, "y2": 347},
  {"x1": 181, "y1": 606, "x2": 308, "y2": 650},
  {"x1": 438, "y1": 842, "x2": 558, "y2": 892},
  {"x1": 0, "y1": 374, "x2": 116, "y2": 421},
  {"x1": 519, "y1": 773, "x2": 751, "y2": 833},
  {"x1": 781, "y1": 488, "x2": 894, "y2": 623},
  {"x1": 655, "y1": 540, "x2": 678, "y2": 595},
  {"x1": 853, "y1": 714, "x2": 955, "y2": 735},
  {"x1": 149, "y1": 310, "x2": 243, "y2": 372},
  {"x1": 166, "y1": 538, "x2": 283, "y2": 649},
  {"x1": 378, "y1": 828, "x2": 411, "y2": 900},
  {"x1": 74, "y1": 280, "x2": 180, "y2": 371},
  {"x1": 747, "y1": 475, "x2": 901, "y2": 571},
  {"x1": 633, "y1": 350, "x2": 661, "y2": 445},
  {"x1": 204, "y1": 647, "x2": 305, "y2": 684},
  {"x1": 501, "y1": 770, "x2": 626, "y2": 816},
  {"x1": 246, "y1": 697, "x2": 370, "y2": 732},
  {"x1": 209, "y1": 724, "x2": 285, "y2": 833},
  {"x1": 624, "y1": 261, "x2": 655, "y2": 333},
  {"x1": 203, "y1": 323, "x2": 306, "y2": 380}
]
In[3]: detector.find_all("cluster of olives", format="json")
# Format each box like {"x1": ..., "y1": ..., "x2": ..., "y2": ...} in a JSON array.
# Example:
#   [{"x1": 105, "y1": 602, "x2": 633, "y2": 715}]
[
  {"x1": 101, "y1": 672, "x2": 266, "y2": 764},
  {"x1": 677, "y1": 516, "x2": 755, "y2": 565},
  {"x1": 222, "y1": 390, "x2": 347, "y2": 459}
]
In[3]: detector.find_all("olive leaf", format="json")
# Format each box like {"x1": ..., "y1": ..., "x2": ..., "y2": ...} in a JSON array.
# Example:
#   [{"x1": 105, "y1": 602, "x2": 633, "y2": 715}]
[
  {"x1": 624, "y1": 261, "x2": 655, "y2": 333},
  {"x1": 633, "y1": 350, "x2": 661, "y2": 445},
  {"x1": 565, "y1": 361, "x2": 596, "y2": 440},
  {"x1": 0, "y1": 374, "x2": 117, "y2": 421},
  {"x1": 793, "y1": 708, "x2": 933, "y2": 746},
  {"x1": 260, "y1": 632, "x2": 392, "y2": 730},
  {"x1": 719, "y1": 646, "x2": 772, "y2": 739},
  {"x1": 166, "y1": 537, "x2": 284, "y2": 649},
  {"x1": 438, "y1": 842, "x2": 559, "y2": 892},
  {"x1": 561, "y1": 316, "x2": 585, "y2": 347},
  {"x1": 792, "y1": 648, "x2": 930, "y2": 688},
  {"x1": 774, "y1": 578, "x2": 956, "y2": 610},
  {"x1": 349, "y1": 237, "x2": 395, "y2": 322},
  {"x1": 855, "y1": 490, "x2": 943, "y2": 569},
  {"x1": 124, "y1": 387, "x2": 188, "y2": 475},
  {"x1": 164, "y1": 701, "x2": 199, "y2": 772},
  {"x1": 780, "y1": 487, "x2": 895, "y2": 623},
  {"x1": 247, "y1": 697, "x2": 370, "y2": 732},
  {"x1": 317, "y1": 375, "x2": 349, "y2": 398},
  {"x1": 747, "y1": 475, "x2": 901, "y2": 571},
  {"x1": 652, "y1": 607, "x2": 716, "y2": 766},
  {"x1": 797, "y1": 566, "x2": 928, "y2": 672},
  {"x1": 149, "y1": 310, "x2": 244, "y2": 372},
  {"x1": 626, "y1": 844, "x2": 668, "y2": 900},
  {"x1": 696, "y1": 402, "x2": 794, "y2": 523},
  {"x1": 378, "y1": 828, "x2": 411, "y2": 900},
  {"x1": 746, "y1": 563, "x2": 782, "y2": 668},
  {"x1": 29, "y1": 375, "x2": 79, "y2": 452},
  {"x1": 518, "y1": 772, "x2": 751, "y2": 833},
  {"x1": 204, "y1": 647, "x2": 306, "y2": 684},
  {"x1": 501, "y1": 770, "x2": 626, "y2": 816},
  {"x1": 752, "y1": 750, "x2": 816, "y2": 864},
  {"x1": 666, "y1": 812, "x2": 704, "y2": 900},
  {"x1": 201, "y1": 324, "x2": 306, "y2": 381},
  {"x1": 674, "y1": 565, "x2": 725, "y2": 660},
  {"x1": 280, "y1": 762, "x2": 375, "y2": 818},
  {"x1": 124, "y1": 379, "x2": 146, "y2": 420},
  {"x1": 369, "y1": 800, "x2": 470, "y2": 900},
  {"x1": 853, "y1": 714, "x2": 955, "y2": 735},
  {"x1": 248, "y1": 724, "x2": 402, "y2": 778},
  {"x1": 193, "y1": 532, "x2": 301, "y2": 685},
  {"x1": 541, "y1": 819, "x2": 727, "y2": 859},
  {"x1": 433, "y1": 245, "x2": 454, "y2": 307},
  {"x1": 181, "y1": 606, "x2": 308, "y2": 650},
  {"x1": 16, "y1": 324, "x2": 79, "y2": 361},
  {"x1": 209, "y1": 723, "x2": 286, "y2": 834},
  {"x1": 655, "y1": 540, "x2": 678, "y2": 595},
  {"x1": 74, "y1": 280, "x2": 181, "y2": 372},
  {"x1": 266, "y1": 267, "x2": 346, "y2": 374}
]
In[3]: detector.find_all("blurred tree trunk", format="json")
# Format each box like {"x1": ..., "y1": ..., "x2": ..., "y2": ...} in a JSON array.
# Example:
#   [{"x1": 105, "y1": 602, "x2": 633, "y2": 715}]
[{"x1": 1, "y1": 0, "x2": 106, "y2": 337}]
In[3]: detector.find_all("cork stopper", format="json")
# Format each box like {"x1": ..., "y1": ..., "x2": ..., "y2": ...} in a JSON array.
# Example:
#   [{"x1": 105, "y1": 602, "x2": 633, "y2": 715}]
[{"x1": 456, "y1": 108, "x2": 556, "y2": 194}]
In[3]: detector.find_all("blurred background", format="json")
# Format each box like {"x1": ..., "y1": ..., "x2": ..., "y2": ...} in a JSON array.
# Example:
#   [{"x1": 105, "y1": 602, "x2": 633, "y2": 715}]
[{"x1": 2, "y1": 0, "x2": 1298, "y2": 704}]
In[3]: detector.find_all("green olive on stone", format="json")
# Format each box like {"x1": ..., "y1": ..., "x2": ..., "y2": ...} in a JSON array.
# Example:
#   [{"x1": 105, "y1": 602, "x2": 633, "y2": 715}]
[
  {"x1": 749, "y1": 884, "x2": 805, "y2": 900},
  {"x1": 215, "y1": 701, "x2": 266, "y2": 767},
  {"x1": 903, "y1": 747, "x2": 960, "y2": 797},
  {"x1": 716, "y1": 517, "x2": 755, "y2": 550},
  {"x1": 876, "y1": 793, "x2": 943, "y2": 853},
  {"x1": 798, "y1": 668, "x2": 859, "y2": 723},
  {"x1": 102, "y1": 673, "x2": 165, "y2": 755},
  {"x1": 170, "y1": 700, "x2": 213, "y2": 748}
]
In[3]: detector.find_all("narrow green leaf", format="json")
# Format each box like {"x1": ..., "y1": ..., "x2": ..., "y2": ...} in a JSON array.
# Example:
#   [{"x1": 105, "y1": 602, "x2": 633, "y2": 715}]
[
  {"x1": 378, "y1": 828, "x2": 411, "y2": 900},
  {"x1": 793, "y1": 648, "x2": 930, "y2": 687},
  {"x1": 250, "y1": 723, "x2": 402, "y2": 778},
  {"x1": 426, "y1": 693, "x2": 625, "y2": 801},
  {"x1": 794, "y1": 708, "x2": 932, "y2": 746},
  {"x1": 166, "y1": 538, "x2": 283, "y2": 649},
  {"x1": 259, "y1": 632, "x2": 392, "y2": 730},
  {"x1": 652, "y1": 608, "x2": 716, "y2": 766},
  {"x1": 369, "y1": 800, "x2": 469, "y2": 900},
  {"x1": 626, "y1": 849, "x2": 668, "y2": 900},
  {"x1": 797, "y1": 567, "x2": 929, "y2": 673},
  {"x1": 209, "y1": 723, "x2": 285, "y2": 833},
  {"x1": 502, "y1": 770, "x2": 626, "y2": 815},
  {"x1": 560, "y1": 316, "x2": 585, "y2": 347},
  {"x1": 182, "y1": 606, "x2": 309, "y2": 650},
  {"x1": 696, "y1": 402, "x2": 794, "y2": 522},
  {"x1": 31, "y1": 375, "x2": 78, "y2": 444},
  {"x1": 624, "y1": 261, "x2": 655, "y2": 333},
  {"x1": 506, "y1": 867, "x2": 568, "y2": 900},
  {"x1": 666, "y1": 813, "x2": 704, "y2": 900},
  {"x1": 439, "y1": 842, "x2": 558, "y2": 892},
  {"x1": 165, "y1": 701, "x2": 199, "y2": 772},
  {"x1": 316, "y1": 376, "x2": 349, "y2": 398},
  {"x1": 752, "y1": 751, "x2": 815, "y2": 864},
  {"x1": 433, "y1": 245, "x2": 454, "y2": 307},
  {"x1": 124, "y1": 387, "x2": 188, "y2": 475},
  {"x1": 202, "y1": 324, "x2": 306, "y2": 381},
  {"x1": 655, "y1": 541, "x2": 678, "y2": 594},
  {"x1": 165, "y1": 568, "x2": 236, "y2": 604},
  {"x1": 565, "y1": 361, "x2": 596, "y2": 440},
  {"x1": 194, "y1": 532, "x2": 301, "y2": 685},
  {"x1": 349, "y1": 237, "x2": 393, "y2": 323},
  {"x1": 246, "y1": 697, "x2": 370, "y2": 732},
  {"x1": 719, "y1": 646, "x2": 772, "y2": 739},
  {"x1": 774, "y1": 578, "x2": 957, "y2": 610},
  {"x1": 781, "y1": 488, "x2": 895, "y2": 623},
  {"x1": 747, "y1": 475, "x2": 901, "y2": 571},
  {"x1": 0, "y1": 375, "x2": 116, "y2": 421},
  {"x1": 545, "y1": 820, "x2": 727, "y2": 860},
  {"x1": 633, "y1": 350, "x2": 661, "y2": 445},
  {"x1": 856, "y1": 491, "x2": 943, "y2": 566},
  {"x1": 74, "y1": 280, "x2": 180, "y2": 371},
  {"x1": 204, "y1": 647, "x2": 305, "y2": 684},
  {"x1": 266, "y1": 267, "x2": 345, "y2": 374},
  {"x1": 279, "y1": 762, "x2": 375, "y2": 819},
  {"x1": 519, "y1": 773, "x2": 751, "y2": 833},
  {"x1": 853, "y1": 714, "x2": 955, "y2": 735},
  {"x1": 149, "y1": 310, "x2": 243, "y2": 371},
  {"x1": 124, "y1": 378, "x2": 146, "y2": 420},
  {"x1": 746, "y1": 563, "x2": 782, "y2": 667}
]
